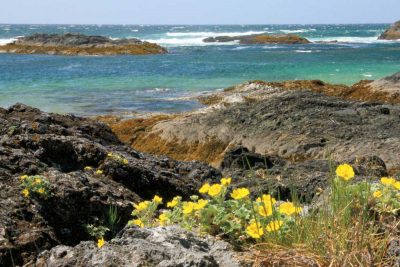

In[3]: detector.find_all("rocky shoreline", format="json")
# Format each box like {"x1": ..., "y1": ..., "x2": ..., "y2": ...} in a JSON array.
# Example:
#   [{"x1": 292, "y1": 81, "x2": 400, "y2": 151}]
[
  {"x1": 0, "y1": 33, "x2": 167, "y2": 56},
  {"x1": 102, "y1": 72, "x2": 400, "y2": 172},
  {"x1": 1, "y1": 73, "x2": 400, "y2": 266}
]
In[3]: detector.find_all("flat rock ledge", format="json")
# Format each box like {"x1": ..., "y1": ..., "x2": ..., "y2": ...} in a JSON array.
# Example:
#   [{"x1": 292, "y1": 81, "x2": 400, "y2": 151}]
[
  {"x1": 35, "y1": 226, "x2": 246, "y2": 267},
  {"x1": 0, "y1": 33, "x2": 167, "y2": 56},
  {"x1": 203, "y1": 34, "x2": 310, "y2": 45}
]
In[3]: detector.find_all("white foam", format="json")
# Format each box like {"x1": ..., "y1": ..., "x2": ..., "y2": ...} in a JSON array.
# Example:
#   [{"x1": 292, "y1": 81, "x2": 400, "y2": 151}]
[
  {"x1": 280, "y1": 29, "x2": 316, "y2": 34},
  {"x1": 0, "y1": 38, "x2": 17, "y2": 45},
  {"x1": 295, "y1": 50, "x2": 313, "y2": 53},
  {"x1": 310, "y1": 36, "x2": 399, "y2": 44},
  {"x1": 131, "y1": 29, "x2": 139, "y2": 32},
  {"x1": 165, "y1": 31, "x2": 266, "y2": 37},
  {"x1": 362, "y1": 73, "x2": 373, "y2": 77},
  {"x1": 144, "y1": 37, "x2": 238, "y2": 46}
]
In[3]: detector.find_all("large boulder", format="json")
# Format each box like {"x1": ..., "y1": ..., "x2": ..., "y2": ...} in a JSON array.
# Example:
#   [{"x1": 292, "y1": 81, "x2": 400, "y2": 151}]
[
  {"x1": 35, "y1": 226, "x2": 245, "y2": 267},
  {"x1": 379, "y1": 20, "x2": 400, "y2": 40},
  {"x1": 0, "y1": 33, "x2": 167, "y2": 55},
  {"x1": 0, "y1": 104, "x2": 219, "y2": 266}
]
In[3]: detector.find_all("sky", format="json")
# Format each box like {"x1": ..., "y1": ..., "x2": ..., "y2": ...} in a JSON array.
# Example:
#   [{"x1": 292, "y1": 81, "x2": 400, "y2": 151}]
[{"x1": 1, "y1": 0, "x2": 399, "y2": 25}]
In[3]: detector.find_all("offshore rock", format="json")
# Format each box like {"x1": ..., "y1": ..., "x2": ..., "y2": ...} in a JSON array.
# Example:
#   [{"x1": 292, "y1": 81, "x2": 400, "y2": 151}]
[
  {"x1": 203, "y1": 34, "x2": 310, "y2": 44},
  {"x1": 0, "y1": 104, "x2": 219, "y2": 266},
  {"x1": 378, "y1": 20, "x2": 400, "y2": 40},
  {"x1": 0, "y1": 33, "x2": 167, "y2": 55},
  {"x1": 35, "y1": 226, "x2": 246, "y2": 267}
]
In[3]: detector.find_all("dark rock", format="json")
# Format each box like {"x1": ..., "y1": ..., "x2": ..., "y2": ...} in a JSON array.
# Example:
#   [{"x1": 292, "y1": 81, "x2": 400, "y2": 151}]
[
  {"x1": 378, "y1": 20, "x2": 400, "y2": 40},
  {"x1": 35, "y1": 226, "x2": 245, "y2": 267},
  {"x1": 0, "y1": 33, "x2": 167, "y2": 55},
  {"x1": 221, "y1": 147, "x2": 388, "y2": 202},
  {"x1": 203, "y1": 34, "x2": 310, "y2": 44},
  {"x1": 0, "y1": 103, "x2": 220, "y2": 266}
]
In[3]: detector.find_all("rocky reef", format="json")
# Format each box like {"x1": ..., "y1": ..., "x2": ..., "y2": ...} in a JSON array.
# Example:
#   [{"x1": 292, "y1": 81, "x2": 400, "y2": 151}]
[
  {"x1": 379, "y1": 20, "x2": 400, "y2": 40},
  {"x1": 103, "y1": 74, "x2": 400, "y2": 176},
  {"x1": 0, "y1": 33, "x2": 167, "y2": 56},
  {"x1": 203, "y1": 34, "x2": 310, "y2": 44},
  {"x1": 0, "y1": 104, "x2": 220, "y2": 266}
]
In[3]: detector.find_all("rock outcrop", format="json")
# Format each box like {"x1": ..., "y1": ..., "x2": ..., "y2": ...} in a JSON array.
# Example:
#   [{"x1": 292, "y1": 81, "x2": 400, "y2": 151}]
[
  {"x1": 378, "y1": 20, "x2": 400, "y2": 40},
  {"x1": 0, "y1": 33, "x2": 167, "y2": 55},
  {"x1": 102, "y1": 75, "x2": 400, "y2": 174},
  {"x1": 35, "y1": 226, "x2": 245, "y2": 267},
  {"x1": 0, "y1": 104, "x2": 219, "y2": 266},
  {"x1": 369, "y1": 72, "x2": 400, "y2": 97},
  {"x1": 203, "y1": 34, "x2": 310, "y2": 44}
]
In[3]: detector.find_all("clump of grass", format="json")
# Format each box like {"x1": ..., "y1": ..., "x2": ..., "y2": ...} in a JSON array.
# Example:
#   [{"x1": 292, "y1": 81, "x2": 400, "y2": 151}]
[{"x1": 128, "y1": 164, "x2": 400, "y2": 265}]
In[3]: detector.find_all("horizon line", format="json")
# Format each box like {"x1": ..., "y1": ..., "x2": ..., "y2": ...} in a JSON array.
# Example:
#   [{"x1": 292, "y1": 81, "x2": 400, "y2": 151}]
[{"x1": 0, "y1": 22, "x2": 393, "y2": 26}]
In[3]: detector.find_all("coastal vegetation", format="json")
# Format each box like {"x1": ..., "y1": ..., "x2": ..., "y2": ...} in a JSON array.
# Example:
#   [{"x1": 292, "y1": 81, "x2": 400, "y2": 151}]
[{"x1": 123, "y1": 163, "x2": 400, "y2": 266}]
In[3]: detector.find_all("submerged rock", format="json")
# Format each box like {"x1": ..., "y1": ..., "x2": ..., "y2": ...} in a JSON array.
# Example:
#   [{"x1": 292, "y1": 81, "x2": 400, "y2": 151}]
[
  {"x1": 0, "y1": 104, "x2": 219, "y2": 266},
  {"x1": 36, "y1": 226, "x2": 246, "y2": 267},
  {"x1": 0, "y1": 33, "x2": 167, "y2": 55},
  {"x1": 203, "y1": 34, "x2": 310, "y2": 44},
  {"x1": 378, "y1": 20, "x2": 400, "y2": 40}
]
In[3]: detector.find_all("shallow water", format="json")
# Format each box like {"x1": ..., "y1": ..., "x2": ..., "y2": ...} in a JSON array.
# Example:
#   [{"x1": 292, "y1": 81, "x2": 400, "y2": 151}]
[{"x1": 0, "y1": 24, "x2": 399, "y2": 115}]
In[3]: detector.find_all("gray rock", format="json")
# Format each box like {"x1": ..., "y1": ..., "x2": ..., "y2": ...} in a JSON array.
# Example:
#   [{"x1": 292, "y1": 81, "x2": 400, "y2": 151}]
[{"x1": 36, "y1": 226, "x2": 246, "y2": 267}]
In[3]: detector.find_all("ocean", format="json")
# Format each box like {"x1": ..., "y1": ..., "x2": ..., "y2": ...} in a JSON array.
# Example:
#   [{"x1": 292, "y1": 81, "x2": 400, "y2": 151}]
[{"x1": 0, "y1": 24, "x2": 399, "y2": 115}]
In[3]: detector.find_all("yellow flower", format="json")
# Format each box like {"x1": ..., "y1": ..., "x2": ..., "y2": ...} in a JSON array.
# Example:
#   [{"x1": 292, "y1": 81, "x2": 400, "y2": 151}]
[
  {"x1": 97, "y1": 237, "x2": 105, "y2": 248},
  {"x1": 207, "y1": 184, "x2": 222, "y2": 197},
  {"x1": 107, "y1": 153, "x2": 113, "y2": 157},
  {"x1": 199, "y1": 183, "x2": 211, "y2": 194},
  {"x1": 20, "y1": 175, "x2": 28, "y2": 180},
  {"x1": 37, "y1": 188, "x2": 45, "y2": 194},
  {"x1": 220, "y1": 177, "x2": 232, "y2": 186},
  {"x1": 167, "y1": 196, "x2": 180, "y2": 208},
  {"x1": 182, "y1": 202, "x2": 195, "y2": 214},
  {"x1": 84, "y1": 166, "x2": 93, "y2": 171},
  {"x1": 34, "y1": 177, "x2": 42, "y2": 184},
  {"x1": 256, "y1": 194, "x2": 276, "y2": 205},
  {"x1": 258, "y1": 205, "x2": 273, "y2": 217},
  {"x1": 194, "y1": 199, "x2": 208, "y2": 210},
  {"x1": 279, "y1": 202, "x2": 302, "y2": 216},
  {"x1": 336, "y1": 164, "x2": 355, "y2": 181},
  {"x1": 95, "y1": 170, "x2": 103, "y2": 175},
  {"x1": 158, "y1": 213, "x2": 169, "y2": 226},
  {"x1": 153, "y1": 195, "x2": 163, "y2": 204},
  {"x1": 373, "y1": 190, "x2": 383, "y2": 198},
  {"x1": 266, "y1": 220, "x2": 284, "y2": 232},
  {"x1": 122, "y1": 159, "x2": 129, "y2": 165},
  {"x1": 246, "y1": 222, "x2": 264, "y2": 239},
  {"x1": 22, "y1": 188, "x2": 29, "y2": 198},
  {"x1": 230, "y1": 188, "x2": 250, "y2": 200},
  {"x1": 131, "y1": 219, "x2": 144, "y2": 228},
  {"x1": 381, "y1": 177, "x2": 396, "y2": 186},
  {"x1": 133, "y1": 201, "x2": 150, "y2": 211},
  {"x1": 393, "y1": 182, "x2": 400, "y2": 190}
]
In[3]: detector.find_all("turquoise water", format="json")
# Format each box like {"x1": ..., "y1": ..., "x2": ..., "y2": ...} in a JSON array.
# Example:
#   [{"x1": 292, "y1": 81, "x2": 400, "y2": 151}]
[{"x1": 0, "y1": 24, "x2": 400, "y2": 115}]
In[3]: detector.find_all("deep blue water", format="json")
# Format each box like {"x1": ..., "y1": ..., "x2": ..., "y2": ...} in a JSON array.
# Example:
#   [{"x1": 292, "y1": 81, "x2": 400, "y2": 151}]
[{"x1": 0, "y1": 24, "x2": 399, "y2": 115}]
